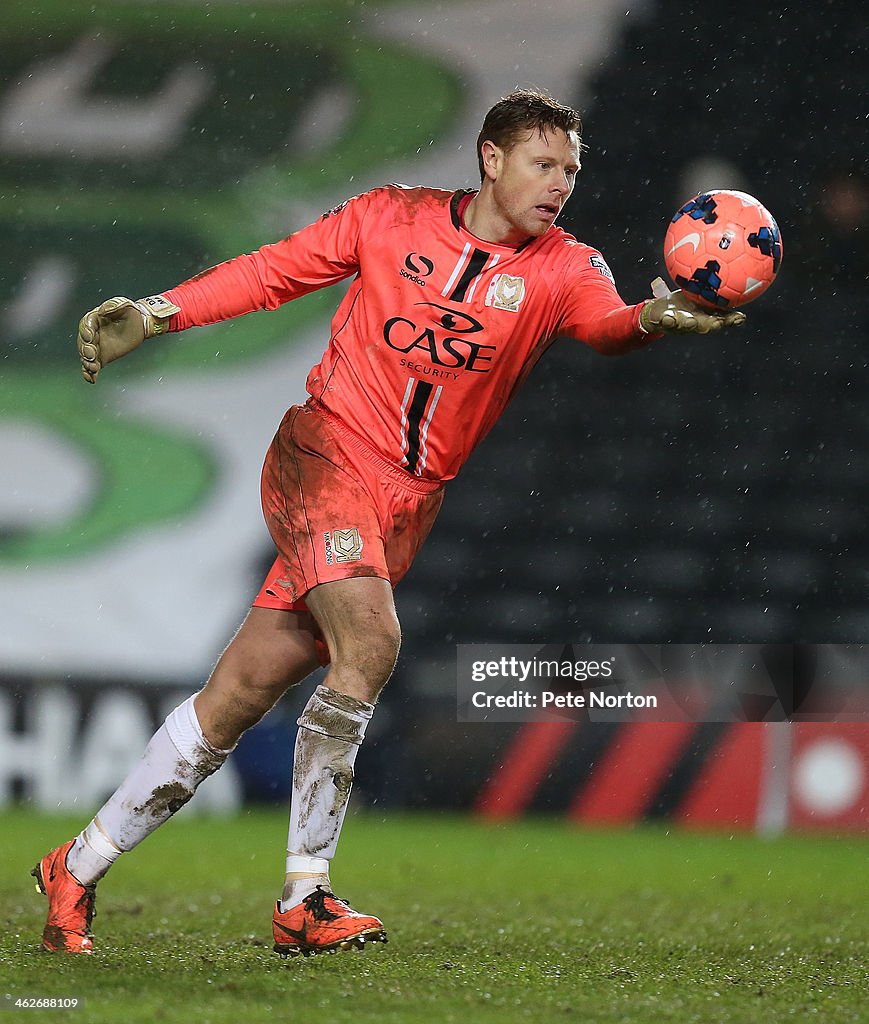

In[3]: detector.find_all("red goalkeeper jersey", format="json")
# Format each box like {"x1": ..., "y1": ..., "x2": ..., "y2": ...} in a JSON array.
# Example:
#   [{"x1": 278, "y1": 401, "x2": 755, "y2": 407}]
[{"x1": 165, "y1": 185, "x2": 652, "y2": 481}]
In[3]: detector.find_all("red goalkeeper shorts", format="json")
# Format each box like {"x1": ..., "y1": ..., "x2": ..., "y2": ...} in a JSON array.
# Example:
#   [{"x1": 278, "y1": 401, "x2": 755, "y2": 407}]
[{"x1": 254, "y1": 401, "x2": 443, "y2": 660}]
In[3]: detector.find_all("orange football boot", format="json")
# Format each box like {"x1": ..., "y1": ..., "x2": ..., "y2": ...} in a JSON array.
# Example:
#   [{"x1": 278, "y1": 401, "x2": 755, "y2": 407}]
[
  {"x1": 272, "y1": 886, "x2": 387, "y2": 957},
  {"x1": 31, "y1": 841, "x2": 96, "y2": 954}
]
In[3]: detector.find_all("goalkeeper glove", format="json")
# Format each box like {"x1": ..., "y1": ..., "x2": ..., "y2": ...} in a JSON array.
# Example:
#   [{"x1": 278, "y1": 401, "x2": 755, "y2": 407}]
[
  {"x1": 77, "y1": 294, "x2": 181, "y2": 384},
  {"x1": 639, "y1": 277, "x2": 746, "y2": 335}
]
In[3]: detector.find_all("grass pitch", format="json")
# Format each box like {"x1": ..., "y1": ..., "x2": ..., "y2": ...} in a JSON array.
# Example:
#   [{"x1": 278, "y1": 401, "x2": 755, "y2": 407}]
[{"x1": 1, "y1": 809, "x2": 866, "y2": 1023}]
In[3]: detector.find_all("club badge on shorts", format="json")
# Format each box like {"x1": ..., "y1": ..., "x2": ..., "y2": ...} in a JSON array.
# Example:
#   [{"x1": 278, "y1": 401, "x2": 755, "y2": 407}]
[{"x1": 324, "y1": 528, "x2": 364, "y2": 565}]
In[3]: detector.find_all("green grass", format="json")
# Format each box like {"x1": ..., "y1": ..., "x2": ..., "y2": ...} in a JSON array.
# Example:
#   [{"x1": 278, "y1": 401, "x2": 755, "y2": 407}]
[{"x1": 1, "y1": 810, "x2": 866, "y2": 1023}]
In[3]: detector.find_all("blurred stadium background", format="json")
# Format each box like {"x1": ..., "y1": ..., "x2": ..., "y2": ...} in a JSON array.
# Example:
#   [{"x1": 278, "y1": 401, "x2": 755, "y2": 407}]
[{"x1": 1, "y1": 0, "x2": 867, "y2": 837}]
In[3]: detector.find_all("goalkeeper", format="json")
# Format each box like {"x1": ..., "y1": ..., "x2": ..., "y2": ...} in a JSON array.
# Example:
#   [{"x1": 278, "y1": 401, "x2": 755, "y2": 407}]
[{"x1": 32, "y1": 89, "x2": 744, "y2": 957}]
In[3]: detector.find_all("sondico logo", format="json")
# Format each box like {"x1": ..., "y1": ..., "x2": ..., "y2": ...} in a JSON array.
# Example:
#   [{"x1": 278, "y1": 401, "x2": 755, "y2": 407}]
[
  {"x1": 399, "y1": 252, "x2": 435, "y2": 287},
  {"x1": 324, "y1": 528, "x2": 363, "y2": 565},
  {"x1": 383, "y1": 302, "x2": 496, "y2": 372}
]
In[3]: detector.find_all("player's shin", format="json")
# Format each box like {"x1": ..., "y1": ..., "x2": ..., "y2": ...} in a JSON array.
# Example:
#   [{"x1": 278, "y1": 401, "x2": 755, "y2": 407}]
[
  {"x1": 65, "y1": 695, "x2": 235, "y2": 885},
  {"x1": 280, "y1": 684, "x2": 374, "y2": 910}
]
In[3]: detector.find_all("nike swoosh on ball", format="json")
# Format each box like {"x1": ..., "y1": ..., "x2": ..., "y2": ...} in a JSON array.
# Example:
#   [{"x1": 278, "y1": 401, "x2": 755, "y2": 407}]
[{"x1": 666, "y1": 233, "x2": 701, "y2": 256}]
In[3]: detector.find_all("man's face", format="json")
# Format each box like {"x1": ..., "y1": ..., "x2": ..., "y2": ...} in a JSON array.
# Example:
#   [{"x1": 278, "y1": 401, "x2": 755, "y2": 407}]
[{"x1": 484, "y1": 127, "x2": 581, "y2": 242}]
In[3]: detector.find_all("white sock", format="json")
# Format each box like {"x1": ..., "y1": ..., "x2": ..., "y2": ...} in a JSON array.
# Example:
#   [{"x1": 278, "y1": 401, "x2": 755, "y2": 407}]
[
  {"x1": 281, "y1": 854, "x2": 331, "y2": 911},
  {"x1": 279, "y1": 685, "x2": 374, "y2": 911},
  {"x1": 67, "y1": 695, "x2": 233, "y2": 885},
  {"x1": 65, "y1": 817, "x2": 121, "y2": 886}
]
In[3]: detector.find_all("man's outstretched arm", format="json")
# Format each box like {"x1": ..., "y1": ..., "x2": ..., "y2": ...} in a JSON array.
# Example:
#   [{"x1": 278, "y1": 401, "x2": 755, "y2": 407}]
[
  {"x1": 559, "y1": 259, "x2": 746, "y2": 356},
  {"x1": 75, "y1": 188, "x2": 382, "y2": 383}
]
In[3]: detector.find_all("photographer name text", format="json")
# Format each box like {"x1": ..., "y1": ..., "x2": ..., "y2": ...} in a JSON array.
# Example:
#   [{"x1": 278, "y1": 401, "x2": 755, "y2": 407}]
[{"x1": 470, "y1": 689, "x2": 657, "y2": 709}]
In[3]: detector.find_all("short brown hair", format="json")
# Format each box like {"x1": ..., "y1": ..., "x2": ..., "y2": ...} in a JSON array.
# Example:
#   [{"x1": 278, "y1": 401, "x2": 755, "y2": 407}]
[{"x1": 476, "y1": 89, "x2": 583, "y2": 180}]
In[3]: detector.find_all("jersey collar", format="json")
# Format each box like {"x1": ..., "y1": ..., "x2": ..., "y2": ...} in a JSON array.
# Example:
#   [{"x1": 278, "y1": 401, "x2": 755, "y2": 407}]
[{"x1": 449, "y1": 190, "x2": 536, "y2": 253}]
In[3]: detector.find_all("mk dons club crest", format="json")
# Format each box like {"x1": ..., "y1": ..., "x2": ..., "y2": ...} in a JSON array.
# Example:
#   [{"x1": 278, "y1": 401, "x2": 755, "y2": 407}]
[
  {"x1": 324, "y1": 528, "x2": 364, "y2": 565},
  {"x1": 486, "y1": 273, "x2": 526, "y2": 312}
]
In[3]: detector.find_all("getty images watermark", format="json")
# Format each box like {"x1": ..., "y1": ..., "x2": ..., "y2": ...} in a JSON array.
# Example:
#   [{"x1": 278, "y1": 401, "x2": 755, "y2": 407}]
[{"x1": 456, "y1": 644, "x2": 869, "y2": 723}]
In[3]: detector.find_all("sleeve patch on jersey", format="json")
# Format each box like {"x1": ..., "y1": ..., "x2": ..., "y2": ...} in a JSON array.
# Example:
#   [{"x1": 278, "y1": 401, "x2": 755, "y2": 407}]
[
  {"x1": 321, "y1": 198, "x2": 351, "y2": 219},
  {"x1": 320, "y1": 191, "x2": 368, "y2": 219},
  {"x1": 589, "y1": 254, "x2": 615, "y2": 282}
]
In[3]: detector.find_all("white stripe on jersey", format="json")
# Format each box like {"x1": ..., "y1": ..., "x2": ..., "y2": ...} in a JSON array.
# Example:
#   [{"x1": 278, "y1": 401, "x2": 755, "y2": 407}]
[
  {"x1": 441, "y1": 242, "x2": 472, "y2": 298},
  {"x1": 417, "y1": 384, "x2": 443, "y2": 474},
  {"x1": 465, "y1": 252, "x2": 501, "y2": 303},
  {"x1": 398, "y1": 375, "x2": 415, "y2": 458}
]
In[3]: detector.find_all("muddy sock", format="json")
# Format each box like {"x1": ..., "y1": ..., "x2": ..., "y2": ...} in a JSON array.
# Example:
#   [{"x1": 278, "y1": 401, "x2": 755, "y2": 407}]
[
  {"x1": 65, "y1": 817, "x2": 121, "y2": 886},
  {"x1": 67, "y1": 695, "x2": 233, "y2": 885},
  {"x1": 280, "y1": 685, "x2": 373, "y2": 911}
]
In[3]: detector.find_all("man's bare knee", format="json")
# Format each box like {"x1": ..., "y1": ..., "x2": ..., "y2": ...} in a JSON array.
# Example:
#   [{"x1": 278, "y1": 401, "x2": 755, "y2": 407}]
[
  {"x1": 335, "y1": 619, "x2": 401, "y2": 685},
  {"x1": 306, "y1": 577, "x2": 401, "y2": 703}
]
